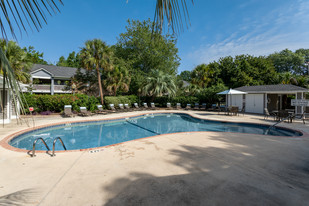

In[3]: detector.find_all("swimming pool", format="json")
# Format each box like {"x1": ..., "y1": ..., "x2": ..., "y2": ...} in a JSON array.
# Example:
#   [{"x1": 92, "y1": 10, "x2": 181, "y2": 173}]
[{"x1": 9, "y1": 113, "x2": 302, "y2": 151}]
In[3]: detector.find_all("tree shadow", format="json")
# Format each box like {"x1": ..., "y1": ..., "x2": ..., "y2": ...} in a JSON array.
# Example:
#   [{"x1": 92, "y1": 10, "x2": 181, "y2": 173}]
[
  {"x1": 102, "y1": 133, "x2": 309, "y2": 206},
  {"x1": 0, "y1": 188, "x2": 40, "y2": 206}
]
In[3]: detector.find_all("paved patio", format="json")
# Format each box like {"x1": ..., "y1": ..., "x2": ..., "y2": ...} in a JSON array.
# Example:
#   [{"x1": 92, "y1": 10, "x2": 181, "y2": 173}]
[{"x1": 0, "y1": 110, "x2": 309, "y2": 206}]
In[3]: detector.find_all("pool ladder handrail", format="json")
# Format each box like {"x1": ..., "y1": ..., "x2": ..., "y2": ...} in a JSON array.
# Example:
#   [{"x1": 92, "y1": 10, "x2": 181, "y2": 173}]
[
  {"x1": 265, "y1": 114, "x2": 294, "y2": 135},
  {"x1": 31, "y1": 138, "x2": 50, "y2": 157},
  {"x1": 52, "y1": 137, "x2": 67, "y2": 157}
]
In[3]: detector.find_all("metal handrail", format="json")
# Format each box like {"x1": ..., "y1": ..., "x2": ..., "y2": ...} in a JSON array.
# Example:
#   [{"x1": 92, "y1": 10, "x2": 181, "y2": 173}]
[
  {"x1": 52, "y1": 137, "x2": 67, "y2": 157},
  {"x1": 265, "y1": 114, "x2": 294, "y2": 135},
  {"x1": 31, "y1": 138, "x2": 50, "y2": 157}
]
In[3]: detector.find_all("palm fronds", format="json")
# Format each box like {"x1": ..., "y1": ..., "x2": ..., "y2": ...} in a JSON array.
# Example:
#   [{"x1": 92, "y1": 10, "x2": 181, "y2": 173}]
[
  {"x1": 0, "y1": 0, "x2": 63, "y2": 40},
  {"x1": 154, "y1": 0, "x2": 194, "y2": 34}
]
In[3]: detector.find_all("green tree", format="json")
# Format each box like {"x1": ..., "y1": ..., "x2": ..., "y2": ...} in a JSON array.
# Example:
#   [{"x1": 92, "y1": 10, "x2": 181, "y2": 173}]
[
  {"x1": 80, "y1": 39, "x2": 113, "y2": 104},
  {"x1": 115, "y1": 19, "x2": 180, "y2": 75},
  {"x1": 191, "y1": 64, "x2": 215, "y2": 88},
  {"x1": 23, "y1": 46, "x2": 48, "y2": 65},
  {"x1": 178, "y1": 70, "x2": 192, "y2": 82},
  {"x1": 0, "y1": 39, "x2": 32, "y2": 83},
  {"x1": 57, "y1": 51, "x2": 81, "y2": 68},
  {"x1": 268, "y1": 49, "x2": 305, "y2": 75},
  {"x1": 143, "y1": 70, "x2": 177, "y2": 99}
]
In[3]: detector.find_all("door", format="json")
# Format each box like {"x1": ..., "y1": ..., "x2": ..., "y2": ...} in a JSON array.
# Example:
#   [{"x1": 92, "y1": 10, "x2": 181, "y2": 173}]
[{"x1": 245, "y1": 94, "x2": 264, "y2": 114}]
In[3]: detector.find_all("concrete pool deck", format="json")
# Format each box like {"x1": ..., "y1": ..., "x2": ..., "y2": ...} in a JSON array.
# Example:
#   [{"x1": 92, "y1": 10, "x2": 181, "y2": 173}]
[{"x1": 0, "y1": 110, "x2": 309, "y2": 205}]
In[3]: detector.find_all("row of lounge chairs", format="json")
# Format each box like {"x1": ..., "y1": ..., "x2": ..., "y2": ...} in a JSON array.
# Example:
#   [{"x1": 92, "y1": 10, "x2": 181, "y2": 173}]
[{"x1": 63, "y1": 102, "x2": 211, "y2": 117}]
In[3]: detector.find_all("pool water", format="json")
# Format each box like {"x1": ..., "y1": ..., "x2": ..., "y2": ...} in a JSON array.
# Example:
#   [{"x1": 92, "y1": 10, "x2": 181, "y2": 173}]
[{"x1": 9, "y1": 113, "x2": 302, "y2": 151}]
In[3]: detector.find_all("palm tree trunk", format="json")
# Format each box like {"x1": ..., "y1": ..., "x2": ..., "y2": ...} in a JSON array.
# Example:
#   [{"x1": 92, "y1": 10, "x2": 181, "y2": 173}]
[{"x1": 96, "y1": 65, "x2": 104, "y2": 105}]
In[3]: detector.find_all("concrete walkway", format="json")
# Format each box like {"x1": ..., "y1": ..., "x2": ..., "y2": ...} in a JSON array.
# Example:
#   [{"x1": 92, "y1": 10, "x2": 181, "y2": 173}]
[{"x1": 0, "y1": 110, "x2": 309, "y2": 206}]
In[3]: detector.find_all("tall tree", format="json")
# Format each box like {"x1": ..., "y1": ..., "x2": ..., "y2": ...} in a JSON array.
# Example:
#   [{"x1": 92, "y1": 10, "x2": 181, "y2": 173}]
[
  {"x1": 191, "y1": 64, "x2": 215, "y2": 88},
  {"x1": 57, "y1": 51, "x2": 81, "y2": 68},
  {"x1": 104, "y1": 64, "x2": 131, "y2": 96},
  {"x1": 115, "y1": 19, "x2": 180, "y2": 75},
  {"x1": 268, "y1": 49, "x2": 305, "y2": 75},
  {"x1": 23, "y1": 46, "x2": 48, "y2": 65},
  {"x1": 0, "y1": 39, "x2": 32, "y2": 83},
  {"x1": 80, "y1": 39, "x2": 113, "y2": 104}
]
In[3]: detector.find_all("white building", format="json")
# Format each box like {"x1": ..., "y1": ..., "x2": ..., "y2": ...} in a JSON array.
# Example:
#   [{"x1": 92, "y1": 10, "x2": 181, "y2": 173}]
[{"x1": 228, "y1": 84, "x2": 308, "y2": 114}]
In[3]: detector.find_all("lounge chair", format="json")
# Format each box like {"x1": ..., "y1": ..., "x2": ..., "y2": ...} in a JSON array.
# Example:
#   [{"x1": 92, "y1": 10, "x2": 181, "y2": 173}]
[
  {"x1": 185, "y1": 104, "x2": 191, "y2": 110},
  {"x1": 200, "y1": 103, "x2": 207, "y2": 110},
  {"x1": 109, "y1": 104, "x2": 117, "y2": 112},
  {"x1": 150, "y1": 102, "x2": 156, "y2": 110},
  {"x1": 63, "y1": 105, "x2": 75, "y2": 117},
  {"x1": 176, "y1": 103, "x2": 181, "y2": 109},
  {"x1": 118, "y1": 104, "x2": 125, "y2": 111},
  {"x1": 133, "y1": 103, "x2": 140, "y2": 110},
  {"x1": 238, "y1": 106, "x2": 245, "y2": 116},
  {"x1": 124, "y1": 103, "x2": 132, "y2": 111},
  {"x1": 193, "y1": 103, "x2": 199, "y2": 110},
  {"x1": 96, "y1": 105, "x2": 107, "y2": 114},
  {"x1": 79, "y1": 107, "x2": 92, "y2": 116},
  {"x1": 167, "y1": 102, "x2": 172, "y2": 110},
  {"x1": 143, "y1": 103, "x2": 149, "y2": 110}
]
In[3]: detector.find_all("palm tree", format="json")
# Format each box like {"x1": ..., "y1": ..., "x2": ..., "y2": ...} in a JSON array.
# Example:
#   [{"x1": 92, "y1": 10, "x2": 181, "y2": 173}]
[
  {"x1": 143, "y1": 69, "x2": 177, "y2": 99},
  {"x1": 0, "y1": 39, "x2": 32, "y2": 83},
  {"x1": 104, "y1": 65, "x2": 130, "y2": 96},
  {"x1": 80, "y1": 39, "x2": 113, "y2": 104},
  {"x1": 191, "y1": 64, "x2": 214, "y2": 88}
]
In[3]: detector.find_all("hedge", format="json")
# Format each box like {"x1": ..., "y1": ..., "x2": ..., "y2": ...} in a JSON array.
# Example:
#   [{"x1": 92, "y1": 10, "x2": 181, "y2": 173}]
[
  {"x1": 22, "y1": 93, "x2": 100, "y2": 113},
  {"x1": 22, "y1": 93, "x2": 217, "y2": 114}
]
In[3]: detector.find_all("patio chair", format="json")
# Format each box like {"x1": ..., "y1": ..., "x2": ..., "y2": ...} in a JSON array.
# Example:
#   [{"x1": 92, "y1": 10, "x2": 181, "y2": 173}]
[
  {"x1": 79, "y1": 107, "x2": 92, "y2": 116},
  {"x1": 185, "y1": 104, "x2": 191, "y2": 110},
  {"x1": 143, "y1": 102, "x2": 149, "y2": 109},
  {"x1": 133, "y1": 103, "x2": 141, "y2": 110},
  {"x1": 150, "y1": 102, "x2": 156, "y2": 110},
  {"x1": 166, "y1": 102, "x2": 172, "y2": 110},
  {"x1": 176, "y1": 103, "x2": 181, "y2": 109},
  {"x1": 96, "y1": 105, "x2": 107, "y2": 114},
  {"x1": 200, "y1": 103, "x2": 207, "y2": 110},
  {"x1": 118, "y1": 104, "x2": 126, "y2": 112},
  {"x1": 238, "y1": 105, "x2": 245, "y2": 116},
  {"x1": 301, "y1": 112, "x2": 309, "y2": 124},
  {"x1": 264, "y1": 108, "x2": 276, "y2": 120},
  {"x1": 193, "y1": 103, "x2": 200, "y2": 110},
  {"x1": 63, "y1": 105, "x2": 75, "y2": 117}
]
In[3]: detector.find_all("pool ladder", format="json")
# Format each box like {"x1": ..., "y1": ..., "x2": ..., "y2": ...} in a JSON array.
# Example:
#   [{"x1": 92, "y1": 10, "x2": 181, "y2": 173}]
[{"x1": 31, "y1": 137, "x2": 67, "y2": 157}]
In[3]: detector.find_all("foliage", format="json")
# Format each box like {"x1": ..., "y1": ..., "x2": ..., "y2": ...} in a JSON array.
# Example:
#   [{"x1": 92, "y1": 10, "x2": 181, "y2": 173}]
[
  {"x1": 57, "y1": 51, "x2": 81, "y2": 68},
  {"x1": 143, "y1": 69, "x2": 177, "y2": 98},
  {"x1": 268, "y1": 49, "x2": 305, "y2": 75},
  {"x1": 197, "y1": 83, "x2": 228, "y2": 105},
  {"x1": 103, "y1": 58, "x2": 131, "y2": 96},
  {"x1": 191, "y1": 64, "x2": 215, "y2": 88},
  {"x1": 80, "y1": 39, "x2": 113, "y2": 104},
  {"x1": 104, "y1": 95, "x2": 138, "y2": 108},
  {"x1": 0, "y1": 39, "x2": 32, "y2": 83},
  {"x1": 178, "y1": 70, "x2": 191, "y2": 82},
  {"x1": 22, "y1": 93, "x2": 100, "y2": 113},
  {"x1": 23, "y1": 46, "x2": 48, "y2": 65},
  {"x1": 115, "y1": 19, "x2": 180, "y2": 75},
  {"x1": 171, "y1": 96, "x2": 199, "y2": 108}
]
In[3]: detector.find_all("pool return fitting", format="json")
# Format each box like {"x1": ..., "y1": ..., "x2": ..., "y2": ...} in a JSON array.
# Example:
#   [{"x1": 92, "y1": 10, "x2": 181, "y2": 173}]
[{"x1": 31, "y1": 137, "x2": 67, "y2": 157}]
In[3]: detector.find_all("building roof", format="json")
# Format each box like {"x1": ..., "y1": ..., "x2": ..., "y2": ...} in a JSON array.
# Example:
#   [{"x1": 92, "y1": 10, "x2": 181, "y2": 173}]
[
  {"x1": 31, "y1": 64, "x2": 78, "y2": 78},
  {"x1": 234, "y1": 84, "x2": 309, "y2": 93}
]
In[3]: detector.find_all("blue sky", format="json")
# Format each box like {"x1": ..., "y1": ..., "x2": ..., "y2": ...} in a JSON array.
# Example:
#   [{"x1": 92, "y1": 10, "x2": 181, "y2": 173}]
[{"x1": 15, "y1": 0, "x2": 309, "y2": 73}]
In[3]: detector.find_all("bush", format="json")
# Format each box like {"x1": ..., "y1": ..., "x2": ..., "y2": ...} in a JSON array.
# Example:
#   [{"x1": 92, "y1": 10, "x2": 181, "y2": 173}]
[
  {"x1": 171, "y1": 96, "x2": 199, "y2": 108},
  {"x1": 22, "y1": 93, "x2": 100, "y2": 113},
  {"x1": 104, "y1": 95, "x2": 137, "y2": 108}
]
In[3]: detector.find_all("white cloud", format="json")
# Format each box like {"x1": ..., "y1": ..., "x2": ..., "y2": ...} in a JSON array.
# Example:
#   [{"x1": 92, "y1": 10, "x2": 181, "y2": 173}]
[{"x1": 189, "y1": 0, "x2": 309, "y2": 64}]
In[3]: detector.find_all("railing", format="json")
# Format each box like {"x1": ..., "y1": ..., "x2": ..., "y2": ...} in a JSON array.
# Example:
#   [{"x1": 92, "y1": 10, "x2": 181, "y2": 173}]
[
  {"x1": 51, "y1": 137, "x2": 67, "y2": 156},
  {"x1": 32, "y1": 84, "x2": 51, "y2": 91},
  {"x1": 265, "y1": 114, "x2": 294, "y2": 135},
  {"x1": 31, "y1": 138, "x2": 50, "y2": 157}
]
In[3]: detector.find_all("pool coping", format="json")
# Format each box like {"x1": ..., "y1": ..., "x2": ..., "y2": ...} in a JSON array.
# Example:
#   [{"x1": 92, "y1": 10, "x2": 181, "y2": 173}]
[{"x1": 1, "y1": 111, "x2": 308, "y2": 154}]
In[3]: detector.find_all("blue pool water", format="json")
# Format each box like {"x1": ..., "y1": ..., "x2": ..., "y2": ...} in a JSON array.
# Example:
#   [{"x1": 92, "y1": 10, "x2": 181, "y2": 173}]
[{"x1": 9, "y1": 113, "x2": 302, "y2": 151}]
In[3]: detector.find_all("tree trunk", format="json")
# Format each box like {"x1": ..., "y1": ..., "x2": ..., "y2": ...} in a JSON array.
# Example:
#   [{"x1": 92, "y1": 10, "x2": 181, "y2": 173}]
[{"x1": 96, "y1": 65, "x2": 104, "y2": 105}]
